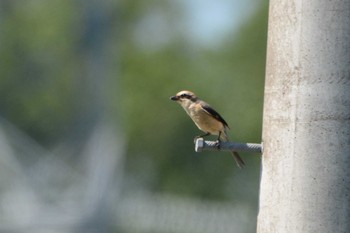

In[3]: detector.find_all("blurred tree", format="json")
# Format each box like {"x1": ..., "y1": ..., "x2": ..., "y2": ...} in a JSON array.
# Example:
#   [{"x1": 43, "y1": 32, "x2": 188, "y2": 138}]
[
  {"x1": 0, "y1": 0, "x2": 79, "y2": 145},
  {"x1": 0, "y1": 0, "x2": 268, "y2": 207},
  {"x1": 120, "y1": 0, "x2": 268, "y2": 203}
]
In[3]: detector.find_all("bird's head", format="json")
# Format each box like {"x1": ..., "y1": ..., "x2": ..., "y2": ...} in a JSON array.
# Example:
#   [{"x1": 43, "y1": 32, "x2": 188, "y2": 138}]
[{"x1": 170, "y1": 90, "x2": 198, "y2": 107}]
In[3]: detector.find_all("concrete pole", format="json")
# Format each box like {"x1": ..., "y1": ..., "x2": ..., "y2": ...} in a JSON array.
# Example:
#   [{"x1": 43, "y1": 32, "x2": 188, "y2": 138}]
[{"x1": 257, "y1": 0, "x2": 350, "y2": 232}]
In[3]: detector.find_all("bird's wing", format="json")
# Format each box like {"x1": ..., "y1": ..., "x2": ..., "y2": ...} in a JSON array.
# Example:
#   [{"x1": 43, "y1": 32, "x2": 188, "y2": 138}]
[{"x1": 201, "y1": 102, "x2": 230, "y2": 129}]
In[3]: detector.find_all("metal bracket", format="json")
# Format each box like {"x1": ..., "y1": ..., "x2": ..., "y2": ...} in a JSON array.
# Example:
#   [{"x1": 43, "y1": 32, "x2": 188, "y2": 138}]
[{"x1": 195, "y1": 138, "x2": 262, "y2": 154}]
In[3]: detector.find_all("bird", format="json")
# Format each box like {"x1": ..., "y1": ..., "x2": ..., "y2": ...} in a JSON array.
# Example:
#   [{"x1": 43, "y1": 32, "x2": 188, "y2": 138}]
[{"x1": 170, "y1": 90, "x2": 245, "y2": 168}]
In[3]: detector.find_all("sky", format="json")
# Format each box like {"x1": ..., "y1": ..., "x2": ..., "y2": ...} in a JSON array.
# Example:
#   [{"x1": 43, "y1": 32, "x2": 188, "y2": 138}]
[
  {"x1": 133, "y1": 0, "x2": 263, "y2": 49},
  {"x1": 181, "y1": 0, "x2": 261, "y2": 46}
]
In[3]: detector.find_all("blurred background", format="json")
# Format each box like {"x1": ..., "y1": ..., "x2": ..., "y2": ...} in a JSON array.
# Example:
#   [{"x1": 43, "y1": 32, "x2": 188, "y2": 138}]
[{"x1": 0, "y1": 0, "x2": 268, "y2": 232}]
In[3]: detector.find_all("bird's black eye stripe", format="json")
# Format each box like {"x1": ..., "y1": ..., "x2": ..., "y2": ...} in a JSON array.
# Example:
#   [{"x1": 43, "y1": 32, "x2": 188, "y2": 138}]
[{"x1": 180, "y1": 93, "x2": 190, "y2": 98}]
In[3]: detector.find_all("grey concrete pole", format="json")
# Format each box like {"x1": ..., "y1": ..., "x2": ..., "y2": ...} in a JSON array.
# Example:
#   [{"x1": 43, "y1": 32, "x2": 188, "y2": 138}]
[{"x1": 257, "y1": 0, "x2": 350, "y2": 233}]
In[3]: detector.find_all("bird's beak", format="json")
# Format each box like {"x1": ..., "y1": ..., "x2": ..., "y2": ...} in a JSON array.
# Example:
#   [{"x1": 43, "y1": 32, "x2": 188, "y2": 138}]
[{"x1": 170, "y1": 96, "x2": 179, "y2": 101}]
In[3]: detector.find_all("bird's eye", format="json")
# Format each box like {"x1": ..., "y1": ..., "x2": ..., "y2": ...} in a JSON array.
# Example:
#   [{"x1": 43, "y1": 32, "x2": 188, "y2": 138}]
[{"x1": 181, "y1": 94, "x2": 189, "y2": 98}]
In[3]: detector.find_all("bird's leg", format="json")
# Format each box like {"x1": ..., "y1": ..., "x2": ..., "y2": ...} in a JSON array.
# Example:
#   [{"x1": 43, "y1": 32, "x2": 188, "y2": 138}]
[
  {"x1": 214, "y1": 132, "x2": 222, "y2": 149},
  {"x1": 194, "y1": 132, "x2": 210, "y2": 144}
]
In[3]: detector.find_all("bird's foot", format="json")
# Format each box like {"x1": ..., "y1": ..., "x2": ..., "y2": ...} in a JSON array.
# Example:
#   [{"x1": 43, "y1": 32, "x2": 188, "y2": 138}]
[
  {"x1": 194, "y1": 133, "x2": 210, "y2": 144},
  {"x1": 214, "y1": 140, "x2": 221, "y2": 150}
]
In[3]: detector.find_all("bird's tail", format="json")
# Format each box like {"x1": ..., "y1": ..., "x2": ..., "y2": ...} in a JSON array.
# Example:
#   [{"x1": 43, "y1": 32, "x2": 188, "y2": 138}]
[
  {"x1": 220, "y1": 131, "x2": 246, "y2": 169},
  {"x1": 231, "y1": 151, "x2": 245, "y2": 169}
]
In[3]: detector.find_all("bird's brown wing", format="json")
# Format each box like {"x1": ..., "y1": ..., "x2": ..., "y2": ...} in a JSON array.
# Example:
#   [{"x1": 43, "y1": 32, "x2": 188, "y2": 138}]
[{"x1": 201, "y1": 103, "x2": 230, "y2": 129}]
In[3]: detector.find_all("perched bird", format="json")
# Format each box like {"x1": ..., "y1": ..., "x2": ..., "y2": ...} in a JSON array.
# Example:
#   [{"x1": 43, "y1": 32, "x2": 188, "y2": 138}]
[{"x1": 170, "y1": 90, "x2": 245, "y2": 168}]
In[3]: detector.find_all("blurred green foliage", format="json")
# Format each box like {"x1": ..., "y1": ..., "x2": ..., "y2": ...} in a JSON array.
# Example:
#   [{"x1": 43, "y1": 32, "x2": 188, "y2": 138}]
[
  {"x1": 0, "y1": 0, "x2": 268, "y2": 208},
  {"x1": 0, "y1": 0, "x2": 79, "y2": 144},
  {"x1": 121, "y1": 2, "x2": 268, "y2": 204}
]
